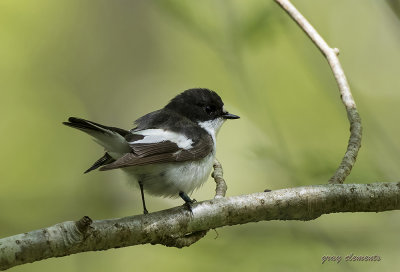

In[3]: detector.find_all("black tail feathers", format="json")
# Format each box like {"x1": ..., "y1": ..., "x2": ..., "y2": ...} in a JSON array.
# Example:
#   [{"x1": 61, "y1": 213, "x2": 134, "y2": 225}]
[
  {"x1": 84, "y1": 153, "x2": 115, "y2": 174},
  {"x1": 63, "y1": 117, "x2": 129, "y2": 173},
  {"x1": 63, "y1": 117, "x2": 130, "y2": 136},
  {"x1": 63, "y1": 117, "x2": 106, "y2": 133}
]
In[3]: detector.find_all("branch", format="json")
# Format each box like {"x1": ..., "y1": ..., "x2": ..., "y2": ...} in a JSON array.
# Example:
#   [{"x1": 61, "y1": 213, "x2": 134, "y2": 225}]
[
  {"x1": 1, "y1": 182, "x2": 399, "y2": 270},
  {"x1": 274, "y1": 0, "x2": 362, "y2": 184}
]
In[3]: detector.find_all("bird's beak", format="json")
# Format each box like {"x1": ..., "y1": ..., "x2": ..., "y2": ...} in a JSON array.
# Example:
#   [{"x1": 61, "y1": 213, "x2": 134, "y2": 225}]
[{"x1": 222, "y1": 112, "x2": 240, "y2": 119}]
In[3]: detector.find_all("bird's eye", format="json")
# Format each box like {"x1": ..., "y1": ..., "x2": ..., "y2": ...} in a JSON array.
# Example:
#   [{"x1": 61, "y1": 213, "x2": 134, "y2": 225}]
[{"x1": 205, "y1": 105, "x2": 216, "y2": 115}]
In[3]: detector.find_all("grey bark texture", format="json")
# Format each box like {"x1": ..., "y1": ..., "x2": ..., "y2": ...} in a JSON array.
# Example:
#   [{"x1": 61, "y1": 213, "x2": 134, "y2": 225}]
[{"x1": 1, "y1": 182, "x2": 399, "y2": 270}]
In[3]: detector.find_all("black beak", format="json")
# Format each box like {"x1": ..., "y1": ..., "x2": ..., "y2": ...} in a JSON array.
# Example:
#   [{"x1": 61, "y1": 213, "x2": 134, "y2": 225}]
[{"x1": 222, "y1": 112, "x2": 240, "y2": 119}]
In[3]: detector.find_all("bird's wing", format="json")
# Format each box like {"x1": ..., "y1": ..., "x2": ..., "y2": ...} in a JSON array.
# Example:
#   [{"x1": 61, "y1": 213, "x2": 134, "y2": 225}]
[{"x1": 100, "y1": 129, "x2": 213, "y2": 170}]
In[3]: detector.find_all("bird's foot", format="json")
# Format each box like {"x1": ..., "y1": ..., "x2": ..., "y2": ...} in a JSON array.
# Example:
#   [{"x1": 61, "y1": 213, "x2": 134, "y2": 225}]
[
  {"x1": 179, "y1": 191, "x2": 196, "y2": 213},
  {"x1": 183, "y1": 199, "x2": 197, "y2": 213}
]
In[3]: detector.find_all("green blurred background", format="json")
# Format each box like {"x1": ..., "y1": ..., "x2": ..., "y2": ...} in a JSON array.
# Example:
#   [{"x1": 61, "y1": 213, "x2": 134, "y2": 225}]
[{"x1": 1, "y1": 0, "x2": 400, "y2": 271}]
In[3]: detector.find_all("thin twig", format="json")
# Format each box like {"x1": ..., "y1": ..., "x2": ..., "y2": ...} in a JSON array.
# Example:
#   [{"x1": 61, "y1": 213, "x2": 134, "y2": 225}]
[
  {"x1": 1, "y1": 182, "x2": 399, "y2": 270},
  {"x1": 212, "y1": 158, "x2": 228, "y2": 198},
  {"x1": 274, "y1": 0, "x2": 362, "y2": 184}
]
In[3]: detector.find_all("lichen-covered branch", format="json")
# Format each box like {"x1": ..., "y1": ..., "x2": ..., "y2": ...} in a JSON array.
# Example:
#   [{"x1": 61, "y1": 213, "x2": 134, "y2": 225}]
[
  {"x1": 1, "y1": 182, "x2": 399, "y2": 270},
  {"x1": 274, "y1": 0, "x2": 362, "y2": 184}
]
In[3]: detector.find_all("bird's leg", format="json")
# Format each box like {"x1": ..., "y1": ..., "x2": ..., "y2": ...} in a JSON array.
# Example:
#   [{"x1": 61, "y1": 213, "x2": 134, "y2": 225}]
[
  {"x1": 179, "y1": 191, "x2": 195, "y2": 203},
  {"x1": 179, "y1": 191, "x2": 196, "y2": 212},
  {"x1": 139, "y1": 181, "x2": 149, "y2": 214}
]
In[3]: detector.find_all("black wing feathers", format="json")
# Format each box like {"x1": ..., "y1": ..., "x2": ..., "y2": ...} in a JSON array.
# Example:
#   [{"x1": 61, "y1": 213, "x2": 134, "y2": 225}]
[
  {"x1": 130, "y1": 141, "x2": 180, "y2": 157},
  {"x1": 100, "y1": 135, "x2": 213, "y2": 171}
]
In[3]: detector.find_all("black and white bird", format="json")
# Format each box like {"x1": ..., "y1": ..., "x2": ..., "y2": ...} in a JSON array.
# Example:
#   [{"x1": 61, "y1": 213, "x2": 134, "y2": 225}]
[{"x1": 63, "y1": 88, "x2": 239, "y2": 214}]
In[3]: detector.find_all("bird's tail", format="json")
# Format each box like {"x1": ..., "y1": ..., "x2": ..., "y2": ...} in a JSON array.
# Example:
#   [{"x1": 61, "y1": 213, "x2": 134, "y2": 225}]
[
  {"x1": 63, "y1": 117, "x2": 131, "y2": 172},
  {"x1": 84, "y1": 152, "x2": 115, "y2": 173}
]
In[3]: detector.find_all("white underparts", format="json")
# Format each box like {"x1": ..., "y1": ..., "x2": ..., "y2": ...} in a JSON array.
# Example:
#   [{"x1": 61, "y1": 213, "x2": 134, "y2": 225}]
[{"x1": 124, "y1": 152, "x2": 215, "y2": 197}]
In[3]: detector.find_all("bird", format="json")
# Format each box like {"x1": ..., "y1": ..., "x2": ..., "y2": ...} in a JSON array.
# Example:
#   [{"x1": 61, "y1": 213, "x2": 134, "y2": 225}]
[{"x1": 63, "y1": 88, "x2": 239, "y2": 214}]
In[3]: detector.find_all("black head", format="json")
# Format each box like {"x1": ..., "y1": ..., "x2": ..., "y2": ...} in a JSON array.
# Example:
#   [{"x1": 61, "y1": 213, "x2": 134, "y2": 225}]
[{"x1": 165, "y1": 88, "x2": 239, "y2": 122}]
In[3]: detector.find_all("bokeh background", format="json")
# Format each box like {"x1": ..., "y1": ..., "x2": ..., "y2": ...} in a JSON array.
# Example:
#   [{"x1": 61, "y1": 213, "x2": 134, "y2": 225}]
[{"x1": 1, "y1": 0, "x2": 400, "y2": 271}]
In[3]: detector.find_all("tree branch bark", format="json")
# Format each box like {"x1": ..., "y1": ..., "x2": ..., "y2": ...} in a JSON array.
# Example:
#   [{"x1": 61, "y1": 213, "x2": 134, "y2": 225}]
[
  {"x1": 274, "y1": 0, "x2": 362, "y2": 184},
  {"x1": 1, "y1": 182, "x2": 399, "y2": 270}
]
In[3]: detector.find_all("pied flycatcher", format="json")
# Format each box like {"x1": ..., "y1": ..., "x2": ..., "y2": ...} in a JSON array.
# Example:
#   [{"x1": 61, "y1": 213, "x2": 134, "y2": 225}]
[{"x1": 63, "y1": 88, "x2": 239, "y2": 214}]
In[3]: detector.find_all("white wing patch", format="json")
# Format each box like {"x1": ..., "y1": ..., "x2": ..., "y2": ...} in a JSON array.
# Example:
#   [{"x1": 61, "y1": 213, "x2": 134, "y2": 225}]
[{"x1": 131, "y1": 129, "x2": 194, "y2": 149}]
